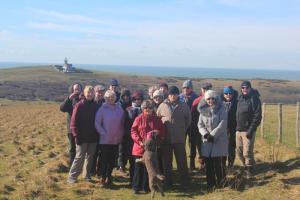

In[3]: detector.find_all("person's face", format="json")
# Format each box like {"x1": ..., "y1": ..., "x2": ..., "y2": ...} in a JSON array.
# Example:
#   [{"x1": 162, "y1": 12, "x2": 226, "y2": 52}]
[
  {"x1": 153, "y1": 96, "x2": 163, "y2": 104},
  {"x1": 168, "y1": 94, "x2": 178, "y2": 102},
  {"x1": 148, "y1": 90, "x2": 155, "y2": 99},
  {"x1": 122, "y1": 95, "x2": 130, "y2": 103},
  {"x1": 143, "y1": 106, "x2": 153, "y2": 115},
  {"x1": 182, "y1": 87, "x2": 192, "y2": 95},
  {"x1": 109, "y1": 85, "x2": 118, "y2": 92},
  {"x1": 85, "y1": 89, "x2": 95, "y2": 101},
  {"x1": 133, "y1": 97, "x2": 143, "y2": 106},
  {"x1": 73, "y1": 84, "x2": 81, "y2": 94},
  {"x1": 241, "y1": 86, "x2": 251, "y2": 96},
  {"x1": 224, "y1": 92, "x2": 233, "y2": 102},
  {"x1": 159, "y1": 86, "x2": 168, "y2": 95},
  {"x1": 95, "y1": 89, "x2": 105, "y2": 100},
  {"x1": 206, "y1": 97, "x2": 216, "y2": 107},
  {"x1": 106, "y1": 95, "x2": 116, "y2": 104}
]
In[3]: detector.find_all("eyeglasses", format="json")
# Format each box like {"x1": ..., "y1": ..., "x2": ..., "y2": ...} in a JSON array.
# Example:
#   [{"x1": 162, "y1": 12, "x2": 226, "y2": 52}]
[
  {"x1": 144, "y1": 107, "x2": 153, "y2": 109},
  {"x1": 224, "y1": 93, "x2": 232, "y2": 95},
  {"x1": 206, "y1": 97, "x2": 215, "y2": 100},
  {"x1": 241, "y1": 86, "x2": 249, "y2": 89},
  {"x1": 134, "y1": 98, "x2": 142, "y2": 101}
]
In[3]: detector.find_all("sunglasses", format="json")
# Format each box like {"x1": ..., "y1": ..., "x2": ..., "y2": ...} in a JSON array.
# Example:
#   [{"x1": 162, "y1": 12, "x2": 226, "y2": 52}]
[
  {"x1": 134, "y1": 98, "x2": 142, "y2": 101},
  {"x1": 241, "y1": 86, "x2": 249, "y2": 89},
  {"x1": 224, "y1": 93, "x2": 232, "y2": 95},
  {"x1": 144, "y1": 107, "x2": 153, "y2": 109}
]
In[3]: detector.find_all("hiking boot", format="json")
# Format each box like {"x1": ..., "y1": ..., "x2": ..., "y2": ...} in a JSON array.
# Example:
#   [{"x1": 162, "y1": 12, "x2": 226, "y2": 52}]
[
  {"x1": 245, "y1": 166, "x2": 253, "y2": 178},
  {"x1": 99, "y1": 177, "x2": 106, "y2": 187},
  {"x1": 67, "y1": 177, "x2": 76, "y2": 184}
]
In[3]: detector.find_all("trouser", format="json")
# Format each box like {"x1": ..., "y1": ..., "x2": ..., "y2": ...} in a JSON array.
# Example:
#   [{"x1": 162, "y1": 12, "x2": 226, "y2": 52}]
[
  {"x1": 203, "y1": 156, "x2": 227, "y2": 189},
  {"x1": 189, "y1": 131, "x2": 201, "y2": 166},
  {"x1": 236, "y1": 131, "x2": 256, "y2": 167},
  {"x1": 132, "y1": 156, "x2": 149, "y2": 191},
  {"x1": 68, "y1": 142, "x2": 97, "y2": 180},
  {"x1": 227, "y1": 131, "x2": 236, "y2": 167},
  {"x1": 67, "y1": 132, "x2": 76, "y2": 167},
  {"x1": 99, "y1": 144, "x2": 118, "y2": 179},
  {"x1": 161, "y1": 143, "x2": 190, "y2": 186},
  {"x1": 90, "y1": 144, "x2": 102, "y2": 176},
  {"x1": 118, "y1": 134, "x2": 133, "y2": 169}
]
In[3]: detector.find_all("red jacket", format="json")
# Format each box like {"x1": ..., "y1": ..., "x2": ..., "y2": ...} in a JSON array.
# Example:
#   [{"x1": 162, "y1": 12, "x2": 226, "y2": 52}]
[
  {"x1": 131, "y1": 112, "x2": 165, "y2": 156},
  {"x1": 190, "y1": 95, "x2": 204, "y2": 134}
]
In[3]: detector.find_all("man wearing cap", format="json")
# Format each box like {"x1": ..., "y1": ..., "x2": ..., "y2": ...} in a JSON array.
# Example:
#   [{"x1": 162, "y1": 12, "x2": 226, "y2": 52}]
[
  {"x1": 236, "y1": 81, "x2": 262, "y2": 177},
  {"x1": 152, "y1": 89, "x2": 164, "y2": 111},
  {"x1": 189, "y1": 82, "x2": 212, "y2": 170},
  {"x1": 221, "y1": 85, "x2": 238, "y2": 168},
  {"x1": 108, "y1": 78, "x2": 121, "y2": 102},
  {"x1": 157, "y1": 86, "x2": 191, "y2": 187},
  {"x1": 179, "y1": 80, "x2": 198, "y2": 109}
]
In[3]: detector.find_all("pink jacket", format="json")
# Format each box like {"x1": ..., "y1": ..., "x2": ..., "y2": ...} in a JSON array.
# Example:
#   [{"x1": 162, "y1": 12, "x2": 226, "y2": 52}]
[{"x1": 131, "y1": 112, "x2": 165, "y2": 156}]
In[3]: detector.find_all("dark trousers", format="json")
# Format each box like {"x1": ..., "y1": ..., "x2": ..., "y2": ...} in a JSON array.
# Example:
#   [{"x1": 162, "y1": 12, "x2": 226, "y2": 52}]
[
  {"x1": 90, "y1": 144, "x2": 103, "y2": 176},
  {"x1": 203, "y1": 156, "x2": 227, "y2": 190},
  {"x1": 99, "y1": 144, "x2": 118, "y2": 178},
  {"x1": 189, "y1": 131, "x2": 201, "y2": 166},
  {"x1": 227, "y1": 131, "x2": 236, "y2": 167},
  {"x1": 67, "y1": 132, "x2": 76, "y2": 167},
  {"x1": 132, "y1": 157, "x2": 149, "y2": 192}
]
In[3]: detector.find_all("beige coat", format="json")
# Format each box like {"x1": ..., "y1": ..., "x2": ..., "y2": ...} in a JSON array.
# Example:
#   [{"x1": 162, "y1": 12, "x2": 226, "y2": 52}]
[{"x1": 157, "y1": 99, "x2": 191, "y2": 144}]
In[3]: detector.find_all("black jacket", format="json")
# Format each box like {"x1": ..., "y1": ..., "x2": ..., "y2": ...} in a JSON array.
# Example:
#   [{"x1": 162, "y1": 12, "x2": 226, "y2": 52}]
[
  {"x1": 221, "y1": 90, "x2": 238, "y2": 135},
  {"x1": 60, "y1": 94, "x2": 81, "y2": 134},
  {"x1": 236, "y1": 89, "x2": 262, "y2": 134}
]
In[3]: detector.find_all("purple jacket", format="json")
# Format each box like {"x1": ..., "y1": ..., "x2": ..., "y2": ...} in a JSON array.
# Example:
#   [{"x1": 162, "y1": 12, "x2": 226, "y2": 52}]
[{"x1": 95, "y1": 103, "x2": 125, "y2": 144}]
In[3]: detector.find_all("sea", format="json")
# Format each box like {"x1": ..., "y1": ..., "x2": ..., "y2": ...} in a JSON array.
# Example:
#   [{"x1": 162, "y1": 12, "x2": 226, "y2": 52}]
[{"x1": 0, "y1": 62, "x2": 300, "y2": 81}]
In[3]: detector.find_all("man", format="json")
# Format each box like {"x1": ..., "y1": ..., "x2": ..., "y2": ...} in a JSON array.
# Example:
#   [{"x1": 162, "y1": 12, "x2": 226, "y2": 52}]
[
  {"x1": 157, "y1": 86, "x2": 191, "y2": 187},
  {"x1": 189, "y1": 82, "x2": 212, "y2": 170},
  {"x1": 60, "y1": 83, "x2": 83, "y2": 167},
  {"x1": 159, "y1": 82, "x2": 169, "y2": 100},
  {"x1": 236, "y1": 81, "x2": 262, "y2": 177},
  {"x1": 221, "y1": 85, "x2": 238, "y2": 168},
  {"x1": 179, "y1": 80, "x2": 198, "y2": 109},
  {"x1": 90, "y1": 84, "x2": 106, "y2": 176},
  {"x1": 108, "y1": 78, "x2": 121, "y2": 102}
]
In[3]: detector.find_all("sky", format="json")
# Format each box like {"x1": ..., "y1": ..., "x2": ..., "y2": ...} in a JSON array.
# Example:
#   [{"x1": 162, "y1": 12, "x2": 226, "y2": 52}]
[{"x1": 0, "y1": 0, "x2": 300, "y2": 70}]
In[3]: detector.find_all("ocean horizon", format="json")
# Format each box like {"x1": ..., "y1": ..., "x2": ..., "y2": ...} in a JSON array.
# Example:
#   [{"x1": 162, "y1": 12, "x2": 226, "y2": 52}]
[{"x1": 0, "y1": 61, "x2": 300, "y2": 81}]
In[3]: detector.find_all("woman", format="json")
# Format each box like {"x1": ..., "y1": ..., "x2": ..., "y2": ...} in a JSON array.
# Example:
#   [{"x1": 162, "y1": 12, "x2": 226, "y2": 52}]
[
  {"x1": 95, "y1": 90, "x2": 125, "y2": 187},
  {"x1": 197, "y1": 90, "x2": 228, "y2": 192},
  {"x1": 67, "y1": 85, "x2": 98, "y2": 183},
  {"x1": 131, "y1": 100, "x2": 165, "y2": 194}
]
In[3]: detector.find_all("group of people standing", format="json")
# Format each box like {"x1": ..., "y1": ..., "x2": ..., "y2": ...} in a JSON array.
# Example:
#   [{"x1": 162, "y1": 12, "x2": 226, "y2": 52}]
[{"x1": 60, "y1": 78, "x2": 262, "y2": 193}]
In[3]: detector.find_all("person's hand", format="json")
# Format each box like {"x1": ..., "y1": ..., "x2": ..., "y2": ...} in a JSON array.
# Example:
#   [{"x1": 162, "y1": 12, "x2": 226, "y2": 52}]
[
  {"x1": 75, "y1": 137, "x2": 82, "y2": 145},
  {"x1": 246, "y1": 131, "x2": 253, "y2": 140},
  {"x1": 153, "y1": 130, "x2": 159, "y2": 136},
  {"x1": 69, "y1": 93, "x2": 77, "y2": 100},
  {"x1": 207, "y1": 134, "x2": 214, "y2": 143},
  {"x1": 139, "y1": 141, "x2": 144, "y2": 147},
  {"x1": 204, "y1": 133, "x2": 209, "y2": 139}
]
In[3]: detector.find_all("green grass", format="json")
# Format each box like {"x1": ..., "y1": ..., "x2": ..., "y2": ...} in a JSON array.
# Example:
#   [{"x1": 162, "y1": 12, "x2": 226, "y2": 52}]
[{"x1": 0, "y1": 100, "x2": 300, "y2": 199}]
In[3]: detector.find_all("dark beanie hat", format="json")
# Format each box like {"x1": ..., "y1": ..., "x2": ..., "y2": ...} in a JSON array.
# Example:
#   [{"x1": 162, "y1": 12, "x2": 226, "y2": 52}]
[
  {"x1": 159, "y1": 82, "x2": 168, "y2": 89},
  {"x1": 109, "y1": 78, "x2": 119, "y2": 86},
  {"x1": 121, "y1": 88, "x2": 131, "y2": 97},
  {"x1": 168, "y1": 86, "x2": 180, "y2": 95},
  {"x1": 241, "y1": 81, "x2": 251, "y2": 88}
]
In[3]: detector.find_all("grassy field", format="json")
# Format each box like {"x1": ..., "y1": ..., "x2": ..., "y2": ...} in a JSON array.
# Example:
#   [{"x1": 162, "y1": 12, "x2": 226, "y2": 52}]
[{"x1": 0, "y1": 99, "x2": 300, "y2": 200}]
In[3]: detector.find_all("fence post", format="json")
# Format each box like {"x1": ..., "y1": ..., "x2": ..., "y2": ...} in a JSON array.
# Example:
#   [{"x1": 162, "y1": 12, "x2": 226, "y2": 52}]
[
  {"x1": 296, "y1": 102, "x2": 300, "y2": 147},
  {"x1": 260, "y1": 103, "x2": 265, "y2": 138},
  {"x1": 277, "y1": 103, "x2": 282, "y2": 144}
]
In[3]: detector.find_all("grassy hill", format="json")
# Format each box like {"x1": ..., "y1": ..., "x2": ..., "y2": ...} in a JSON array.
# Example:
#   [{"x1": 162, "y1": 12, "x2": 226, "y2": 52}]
[
  {"x1": 1, "y1": 66, "x2": 300, "y2": 103},
  {"x1": 0, "y1": 100, "x2": 299, "y2": 199}
]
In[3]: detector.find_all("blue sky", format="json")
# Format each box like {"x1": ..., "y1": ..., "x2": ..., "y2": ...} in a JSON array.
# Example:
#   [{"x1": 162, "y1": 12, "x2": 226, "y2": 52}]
[{"x1": 0, "y1": 0, "x2": 300, "y2": 69}]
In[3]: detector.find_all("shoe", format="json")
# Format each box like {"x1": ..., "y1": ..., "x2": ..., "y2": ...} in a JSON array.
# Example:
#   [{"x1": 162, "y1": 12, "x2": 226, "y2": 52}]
[
  {"x1": 133, "y1": 190, "x2": 140, "y2": 194},
  {"x1": 84, "y1": 176, "x2": 92, "y2": 182},
  {"x1": 99, "y1": 177, "x2": 106, "y2": 187},
  {"x1": 67, "y1": 177, "x2": 76, "y2": 184},
  {"x1": 245, "y1": 166, "x2": 253, "y2": 178}
]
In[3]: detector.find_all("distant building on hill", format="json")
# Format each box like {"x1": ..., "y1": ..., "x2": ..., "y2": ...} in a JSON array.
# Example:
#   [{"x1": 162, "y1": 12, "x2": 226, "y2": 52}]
[{"x1": 62, "y1": 57, "x2": 76, "y2": 73}]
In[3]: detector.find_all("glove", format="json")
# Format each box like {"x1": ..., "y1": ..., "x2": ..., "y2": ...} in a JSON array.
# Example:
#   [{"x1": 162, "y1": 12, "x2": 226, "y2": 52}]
[
  {"x1": 203, "y1": 133, "x2": 209, "y2": 139},
  {"x1": 207, "y1": 134, "x2": 214, "y2": 143},
  {"x1": 75, "y1": 137, "x2": 82, "y2": 145},
  {"x1": 246, "y1": 131, "x2": 253, "y2": 140}
]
